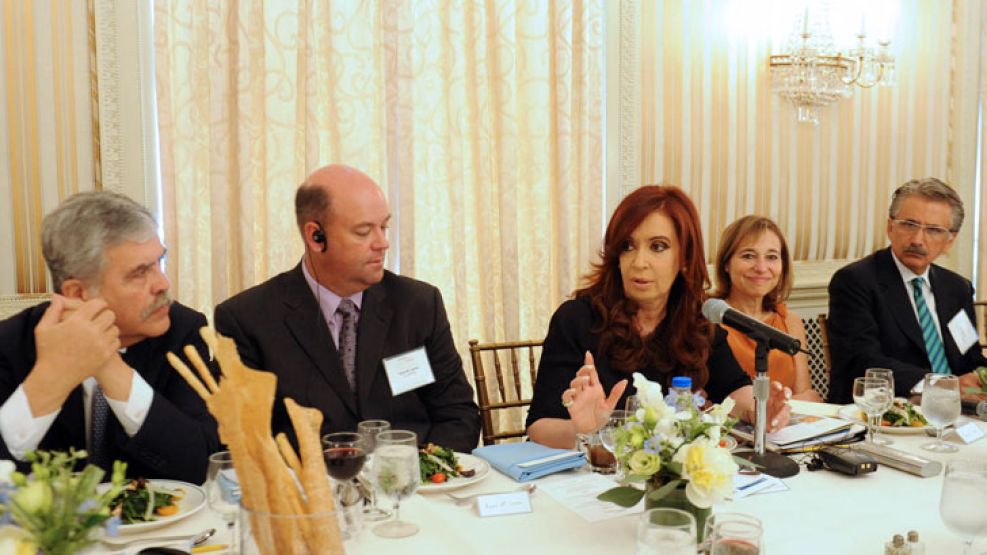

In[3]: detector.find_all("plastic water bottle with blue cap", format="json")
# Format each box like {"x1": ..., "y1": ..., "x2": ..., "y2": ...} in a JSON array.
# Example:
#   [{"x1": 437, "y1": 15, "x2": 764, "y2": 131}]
[{"x1": 666, "y1": 376, "x2": 694, "y2": 412}]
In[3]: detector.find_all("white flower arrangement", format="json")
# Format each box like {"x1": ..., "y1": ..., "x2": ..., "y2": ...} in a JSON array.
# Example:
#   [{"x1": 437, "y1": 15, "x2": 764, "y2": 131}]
[{"x1": 598, "y1": 373, "x2": 744, "y2": 509}]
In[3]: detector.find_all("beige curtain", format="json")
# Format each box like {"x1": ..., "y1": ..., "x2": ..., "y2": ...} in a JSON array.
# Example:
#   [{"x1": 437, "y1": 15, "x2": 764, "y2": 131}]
[
  {"x1": 154, "y1": 1, "x2": 604, "y2": 362},
  {"x1": 640, "y1": 0, "x2": 958, "y2": 265},
  {"x1": 0, "y1": 0, "x2": 96, "y2": 293}
]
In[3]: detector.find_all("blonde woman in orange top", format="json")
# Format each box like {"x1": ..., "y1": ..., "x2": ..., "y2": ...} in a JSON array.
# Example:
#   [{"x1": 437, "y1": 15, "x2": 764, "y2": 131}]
[{"x1": 712, "y1": 216, "x2": 822, "y2": 402}]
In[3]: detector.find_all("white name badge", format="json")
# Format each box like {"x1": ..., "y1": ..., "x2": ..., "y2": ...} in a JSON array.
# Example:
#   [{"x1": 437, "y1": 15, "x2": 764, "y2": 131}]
[
  {"x1": 476, "y1": 491, "x2": 533, "y2": 517},
  {"x1": 382, "y1": 347, "x2": 436, "y2": 396},
  {"x1": 948, "y1": 310, "x2": 979, "y2": 354},
  {"x1": 950, "y1": 422, "x2": 986, "y2": 445}
]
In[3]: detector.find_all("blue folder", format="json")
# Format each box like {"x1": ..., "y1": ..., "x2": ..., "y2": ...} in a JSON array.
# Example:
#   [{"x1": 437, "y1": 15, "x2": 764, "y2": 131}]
[{"x1": 472, "y1": 441, "x2": 587, "y2": 482}]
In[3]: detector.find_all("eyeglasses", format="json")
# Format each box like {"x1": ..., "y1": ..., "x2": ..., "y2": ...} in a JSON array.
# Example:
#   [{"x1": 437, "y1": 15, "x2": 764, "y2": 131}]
[{"x1": 890, "y1": 219, "x2": 954, "y2": 241}]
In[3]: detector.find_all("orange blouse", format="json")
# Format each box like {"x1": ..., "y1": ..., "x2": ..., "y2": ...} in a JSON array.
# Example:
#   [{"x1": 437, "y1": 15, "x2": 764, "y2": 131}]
[{"x1": 721, "y1": 303, "x2": 798, "y2": 389}]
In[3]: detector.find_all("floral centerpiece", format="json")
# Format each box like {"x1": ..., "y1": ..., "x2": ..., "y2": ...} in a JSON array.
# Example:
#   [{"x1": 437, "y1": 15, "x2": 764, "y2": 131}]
[
  {"x1": 0, "y1": 450, "x2": 127, "y2": 555},
  {"x1": 598, "y1": 373, "x2": 747, "y2": 537}
]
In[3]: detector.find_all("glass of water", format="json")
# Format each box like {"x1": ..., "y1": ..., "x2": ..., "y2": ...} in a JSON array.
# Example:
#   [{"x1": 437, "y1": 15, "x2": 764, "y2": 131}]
[
  {"x1": 206, "y1": 451, "x2": 240, "y2": 551},
  {"x1": 357, "y1": 419, "x2": 392, "y2": 521},
  {"x1": 371, "y1": 430, "x2": 420, "y2": 538},
  {"x1": 636, "y1": 508, "x2": 696, "y2": 555},
  {"x1": 921, "y1": 373, "x2": 961, "y2": 453},
  {"x1": 852, "y1": 377, "x2": 893, "y2": 444},
  {"x1": 940, "y1": 460, "x2": 987, "y2": 554},
  {"x1": 864, "y1": 368, "x2": 895, "y2": 445}
]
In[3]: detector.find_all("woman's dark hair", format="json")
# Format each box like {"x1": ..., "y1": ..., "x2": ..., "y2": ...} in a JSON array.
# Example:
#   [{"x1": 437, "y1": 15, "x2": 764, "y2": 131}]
[
  {"x1": 574, "y1": 185, "x2": 712, "y2": 384},
  {"x1": 711, "y1": 215, "x2": 792, "y2": 312}
]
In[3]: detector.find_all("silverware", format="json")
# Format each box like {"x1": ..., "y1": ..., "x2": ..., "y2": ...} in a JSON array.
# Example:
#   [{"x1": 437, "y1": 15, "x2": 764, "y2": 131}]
[
  {"x1": 445, "y1": 483, "x2": 537, "y2": 505},
  {"x1": 102, "y1": 527, "x2": 216, "y2": 550}
]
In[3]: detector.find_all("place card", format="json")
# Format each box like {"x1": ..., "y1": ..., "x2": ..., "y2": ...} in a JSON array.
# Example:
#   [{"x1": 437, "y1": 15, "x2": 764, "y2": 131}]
[
  {"x1": 476, "y1": 491, "x2": 532, "y2": 517},
  {"x1": 950, "y1": 422, "x2": 985, "y2": 445}
]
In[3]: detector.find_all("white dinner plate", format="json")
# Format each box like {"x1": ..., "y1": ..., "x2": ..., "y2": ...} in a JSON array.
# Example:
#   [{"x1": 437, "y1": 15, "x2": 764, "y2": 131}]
[
  {"x1": 836, "y1": 404, "x2": 931, "y2": 435},
  {"x1": 418, "y1": 453, "x2": 490, "y2": 493},
  {"x1": 103, "y1": 479, "x2": 206, "y2": 534}
]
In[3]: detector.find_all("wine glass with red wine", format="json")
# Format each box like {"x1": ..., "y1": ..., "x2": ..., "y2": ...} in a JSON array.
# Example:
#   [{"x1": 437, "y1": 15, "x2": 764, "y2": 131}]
[{"x1": 323, "y1": 432, "x2": 369, "y2": 481}]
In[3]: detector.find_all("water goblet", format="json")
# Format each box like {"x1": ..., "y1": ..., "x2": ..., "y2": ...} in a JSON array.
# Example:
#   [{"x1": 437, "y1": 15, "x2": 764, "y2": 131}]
[
  {"x1": 921, "y1": 373, "x2": 961, "y2": 453},
  {"x1": 864, "y1": 368, "x2": 895, "y2": 445},
  {"x1": 940, "y1": 460, "x2": 987, "y2": 554},
  {"x1": 357, "y1": 419, "x2": 392, "y2": 521},
  {"x1": 206, "y1": 451, "x2": 240, "y2": 551},
  {"x1": 852, "y1": 376, "x2": 892, "y2": 444},
  {"x1": 636, "y1": 508, "x2": 696, "y2": 555},
  {"x1": 598, "y1": 409, "x2": 628, "y2": 455},
  {"x1": 371, "y1": 430, "x2": 420, "y2": 538}
]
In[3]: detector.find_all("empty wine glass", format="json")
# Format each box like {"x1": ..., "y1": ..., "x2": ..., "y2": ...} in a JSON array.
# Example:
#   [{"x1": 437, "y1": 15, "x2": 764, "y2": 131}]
[
  {"x1": 371, "y1": 430, "x2": 420, "y2": 538},
  {"x1": 357, "y1": 419, "x2": 392, "y2": 521},
  {"x1": 940, "y1": 460, "x2": 987, "y2": 554},
  {"x1": 852, "y1": 377, "x2": 893, "y2": 444},
  {"x1": 921, "y1": 373, "x2": 961, "y2": 453},
  {"x1": 206, "y1": 451, "x2": 240, "y2": 551},
  {"x1": 864, "y1": 368, "x2": 895, "y2": 445},
  {"x1": 636, "y1": 508, "x2": 696, "y2": 555},
  {"x1": 598, "y1": 410, "x2": 627, "y2": 455}
]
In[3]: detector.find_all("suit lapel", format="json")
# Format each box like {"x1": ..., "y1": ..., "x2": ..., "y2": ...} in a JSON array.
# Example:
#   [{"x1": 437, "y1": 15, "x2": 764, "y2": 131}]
[
  {"x1": 929, "y1": 266, "x2": 962, "y2": 365},
  {"x1": 52, "y1": 387, "x2": 86, "y2": 446},
  {"x1": 281, "y1": 265, "x2": 359, "y2": 417},
  {"x1": 876, "y1": 249, "x2": 926, "y2": 353},
  {"x1": 356, "y1": 280, "x2": 393, "y2": 408}
]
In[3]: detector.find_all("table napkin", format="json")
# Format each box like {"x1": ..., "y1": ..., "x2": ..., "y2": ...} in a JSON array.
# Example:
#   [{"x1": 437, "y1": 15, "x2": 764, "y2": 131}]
[{"x1": 472, "y1": 441, "x2": 586, "y2": 482}]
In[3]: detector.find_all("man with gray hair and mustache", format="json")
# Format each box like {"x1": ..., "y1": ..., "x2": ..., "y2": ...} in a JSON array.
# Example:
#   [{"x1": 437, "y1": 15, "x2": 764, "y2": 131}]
[
  {"x1": 0, "y1": 191, "x2": 219, "y2": 483},
  {"x1": 828, "y1": 178, "x2": 987, "y2": 403}
]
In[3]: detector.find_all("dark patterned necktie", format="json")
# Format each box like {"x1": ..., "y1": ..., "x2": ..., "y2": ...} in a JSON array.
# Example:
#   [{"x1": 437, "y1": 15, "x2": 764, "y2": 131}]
[
  {"x1": 90, "y1": 385, "x2": 110, "y2": 469},
  {"x1": 911, "y1": 277, "x2": 951, "y2": 374},
  {"x1": 337, "y1": 299, "x2": 359, "y2": 390}
]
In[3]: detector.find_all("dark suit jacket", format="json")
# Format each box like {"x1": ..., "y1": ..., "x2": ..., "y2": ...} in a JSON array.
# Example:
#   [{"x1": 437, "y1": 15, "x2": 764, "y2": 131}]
[
  {"x1": 214, "y1": 265, "x2": 480, "y2": 452},
  {"x1": 827, "y1": 247, "x2": 987, "y2": 403},
  {"x1": 0, "y1": 302, "x2": 220, "y2": 483}
]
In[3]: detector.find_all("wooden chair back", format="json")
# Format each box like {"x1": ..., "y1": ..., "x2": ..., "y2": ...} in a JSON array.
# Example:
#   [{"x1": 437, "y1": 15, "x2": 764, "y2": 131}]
[
  {"x1": 801, "y1": 314, "x2": 832, "y2": 400},
  {"x1": 467, "y1": 339, "x2": 542, "y2": 445}
]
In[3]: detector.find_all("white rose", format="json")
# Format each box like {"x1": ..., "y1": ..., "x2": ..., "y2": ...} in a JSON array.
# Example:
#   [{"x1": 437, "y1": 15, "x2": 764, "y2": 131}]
[{"x1": 673, "y1": 438, "x2": 738, "y2": 508}]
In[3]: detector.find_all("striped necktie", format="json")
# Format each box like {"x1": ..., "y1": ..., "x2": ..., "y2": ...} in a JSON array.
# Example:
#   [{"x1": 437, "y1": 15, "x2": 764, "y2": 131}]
[{"x1": 911, "y1": 277, "x2": 951, "y2": 374}]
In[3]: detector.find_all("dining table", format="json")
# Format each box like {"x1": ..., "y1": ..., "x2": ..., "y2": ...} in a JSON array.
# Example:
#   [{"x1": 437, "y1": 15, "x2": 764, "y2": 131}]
[{"x1": 94, "y1": 402, "x2": 987, "y2": 554}]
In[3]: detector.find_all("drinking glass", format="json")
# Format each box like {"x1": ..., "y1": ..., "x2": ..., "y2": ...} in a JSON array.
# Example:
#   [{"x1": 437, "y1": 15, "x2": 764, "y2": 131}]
[
  {"x1": 357, "y1": 419, "x2": 392, "y2": 521},
  {"x1": 598, "y1": 410, "x2": 628, "y2": 455},
  {"x1": 371, "y1": 430, "x2": 420, "y2": 538},
  {"x1": 323, "y1": 432, "x2": 368, "y2": 482},
  {"x1": 940, "y1": 460, "x2": 987, "y2": 554},
  {"x1": 206, "y1": 451, "x2": 240, "y2": 551},
  {"x1": 636, "y1": 508, "x2": 696, "y2": 555},
  {"x1": 625, "y1": 395, "x2": 642, "y2": 421},
  {"x1": 852, "y1": 377, "x2": 893, "y2": 444},
  {"x1": 921, "y1": 373, "x2": 961, "y2": 453},
  {"x1": 702, "y1": 513, "x2": 762, "y2": 552},
  {"x1": 864, "y1": 368, "x2": 895, "y2": 445},
  {"x1": 322, "y1": 432, "x2": 368, "y2": 538},
  {"x1": 710, "y1": 516, "x2": 763, "y2": 554}
]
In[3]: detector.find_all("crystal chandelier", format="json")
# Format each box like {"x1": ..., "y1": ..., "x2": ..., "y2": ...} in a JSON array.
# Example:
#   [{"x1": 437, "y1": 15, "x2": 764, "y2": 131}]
[{"x1": 769, "y1": 7, "x2": 895, "y2": 125}]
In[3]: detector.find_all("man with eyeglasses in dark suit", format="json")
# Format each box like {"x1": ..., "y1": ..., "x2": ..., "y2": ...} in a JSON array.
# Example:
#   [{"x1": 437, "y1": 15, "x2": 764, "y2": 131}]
[{"x1": 827, "y1": 177, "x2": 987, "y2": 403}]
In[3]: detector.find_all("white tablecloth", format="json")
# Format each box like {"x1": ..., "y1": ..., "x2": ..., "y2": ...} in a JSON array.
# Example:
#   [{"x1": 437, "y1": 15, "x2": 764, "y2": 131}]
[{"x1": 97, "y1": 406, "x2": 987, "y2": 554}]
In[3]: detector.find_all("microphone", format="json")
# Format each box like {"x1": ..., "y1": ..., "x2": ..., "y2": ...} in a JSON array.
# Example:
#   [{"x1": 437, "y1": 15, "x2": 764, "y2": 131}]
[{"x1": 702, "y1": 299, "x2": 802, "y2": 355}]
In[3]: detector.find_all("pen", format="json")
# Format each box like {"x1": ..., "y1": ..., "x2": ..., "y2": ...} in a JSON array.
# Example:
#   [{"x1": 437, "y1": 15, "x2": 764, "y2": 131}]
[{"x1": 191, "y1": 544, "x2": 228, "y2": 554}]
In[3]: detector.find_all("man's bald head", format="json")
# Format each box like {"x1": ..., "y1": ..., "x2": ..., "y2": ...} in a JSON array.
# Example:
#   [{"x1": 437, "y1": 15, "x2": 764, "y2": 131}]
[{"x1": 295, "y1": 164, "x2": 383, "y2": 231}]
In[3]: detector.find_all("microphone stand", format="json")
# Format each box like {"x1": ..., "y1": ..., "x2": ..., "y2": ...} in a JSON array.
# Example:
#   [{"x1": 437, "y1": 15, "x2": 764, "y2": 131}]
[{"x1": 735, "y1": 332, "x2": 800, "y2": 478}]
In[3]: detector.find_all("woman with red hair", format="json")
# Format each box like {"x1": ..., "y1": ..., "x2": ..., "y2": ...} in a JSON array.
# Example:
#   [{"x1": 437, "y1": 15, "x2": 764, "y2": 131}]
[{"x1": 526, "y1": 186, "x2": 791, "y2": 448}]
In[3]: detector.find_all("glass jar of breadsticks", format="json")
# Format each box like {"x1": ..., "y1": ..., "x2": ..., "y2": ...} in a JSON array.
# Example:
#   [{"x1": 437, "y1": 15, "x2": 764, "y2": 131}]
[{"x1": 167, "y1": 328, "x2": 347, "y2": 555}]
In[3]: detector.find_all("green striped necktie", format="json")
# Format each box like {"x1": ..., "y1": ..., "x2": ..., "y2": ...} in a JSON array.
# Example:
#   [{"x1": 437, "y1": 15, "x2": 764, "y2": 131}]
[{"x1": 911, "y1": 277, "x2": 951, "y2": 374}]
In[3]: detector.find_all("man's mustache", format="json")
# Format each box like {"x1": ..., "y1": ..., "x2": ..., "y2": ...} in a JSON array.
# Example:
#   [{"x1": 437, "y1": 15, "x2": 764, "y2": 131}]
[
  {"x1": 140, "y1": 292, "x2": 173, "y2": 320},
  {"x1": 904, "y1": 245, "x2": 928, "y2": 257}
]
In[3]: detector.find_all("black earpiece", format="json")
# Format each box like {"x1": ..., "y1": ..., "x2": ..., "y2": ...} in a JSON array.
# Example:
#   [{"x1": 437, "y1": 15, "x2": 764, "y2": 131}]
[{"x1": 312, "y1": 221, "x2": 327, "y2": 252}]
